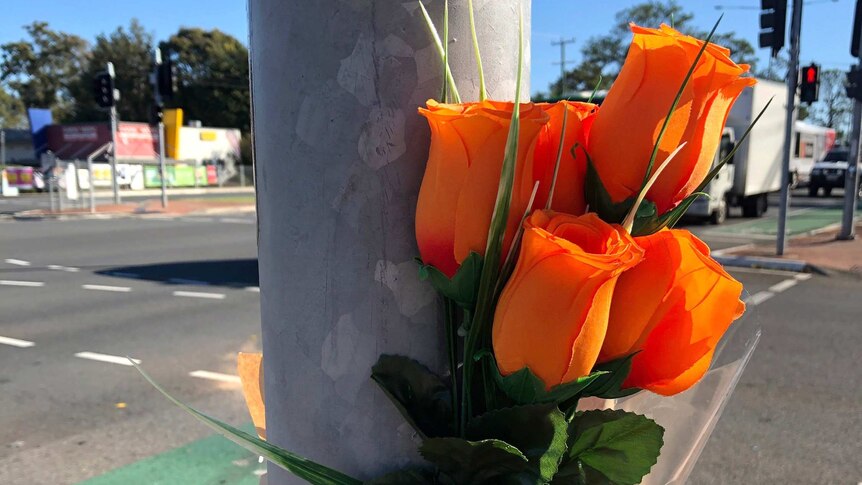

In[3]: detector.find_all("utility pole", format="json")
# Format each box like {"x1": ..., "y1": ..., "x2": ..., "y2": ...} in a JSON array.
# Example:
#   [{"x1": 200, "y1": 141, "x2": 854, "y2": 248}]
[
  {"x1": 777, "y1": 0, "x2": 803, "y2": 256},
  {"x1": 1, "y1": 129, "x2": 6, "y2": 170},
  {"x1": 551, "y1": 37, "x2": 576, "y2": 97},
  {"x1": 151, "y1": 47, "x2": 169, "y2": 208},
  {"x1": 839, "y1": 0, "x2": 862, "y2": 240},
  {"x1": 107, "y1": 63, "x2": 121, "y2": 205}
]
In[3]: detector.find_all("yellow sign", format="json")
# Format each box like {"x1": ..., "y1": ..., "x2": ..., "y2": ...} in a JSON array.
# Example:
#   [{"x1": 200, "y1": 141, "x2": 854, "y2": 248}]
[
  {"x1": 199, "y1": 131, "x2": 217, "y2": 141},
  {"x1": 164, "y1": 108, "x2": 183, "y2": 159}
]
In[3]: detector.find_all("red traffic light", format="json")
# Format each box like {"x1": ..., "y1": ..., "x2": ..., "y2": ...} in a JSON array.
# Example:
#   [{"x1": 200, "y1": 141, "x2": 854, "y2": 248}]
[{"x1": 806, "y1": 66, "x2": 818, "y2": 83}]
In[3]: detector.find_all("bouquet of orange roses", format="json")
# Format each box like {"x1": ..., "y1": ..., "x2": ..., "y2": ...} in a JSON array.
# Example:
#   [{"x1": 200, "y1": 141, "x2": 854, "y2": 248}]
[{"x1": 137, "y1": 4, "x2": 766, "y2": 484}]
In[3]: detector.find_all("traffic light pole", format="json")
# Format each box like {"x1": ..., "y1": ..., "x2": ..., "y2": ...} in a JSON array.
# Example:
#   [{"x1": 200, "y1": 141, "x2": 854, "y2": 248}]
[
  {"x1": 777, "y1": 0, "x2": 803, "y2": 256},
  {"x1": 839, "y1": 14, "x2": 862, "y2": 240},
  {"x1": 153, "y1": 49, "x2": 168, "y2": 209},
  {"x1": 110, "y1": 104, "x2": 120, "y2": 205}
]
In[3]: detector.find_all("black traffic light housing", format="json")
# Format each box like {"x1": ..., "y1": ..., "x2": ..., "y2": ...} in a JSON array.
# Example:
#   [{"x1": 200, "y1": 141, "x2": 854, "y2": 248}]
[
  {"x1": 93, "y1": 71, "x2": 115, "y2": 108},
  {"x1": 157, "y1": 44, "x2": 177, "y2": 102},
  {"x1": 846, "y1": 65, "x2": 862, "y2": 101},
  {"x1": 759, "y1": 0, "x2": 787, "y2": 58},
  {"x1": 852, "y1": 0, "x2": 862, "y2": 57},
  {"x1": 800, "y1": 64, "x2": 820, "y2": 104}
]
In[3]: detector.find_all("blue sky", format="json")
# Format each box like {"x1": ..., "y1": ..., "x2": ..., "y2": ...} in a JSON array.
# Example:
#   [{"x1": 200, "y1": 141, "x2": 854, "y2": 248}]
[{"x1": 0, "y1": 0, "x2": 855, "y2": 96}]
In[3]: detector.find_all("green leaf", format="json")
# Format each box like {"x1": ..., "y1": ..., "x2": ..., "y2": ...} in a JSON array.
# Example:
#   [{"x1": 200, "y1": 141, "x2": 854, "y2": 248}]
[
  {"x1": 583, "y1": 155, "x2": 634, "y2": 225},
  {"x1": 364, "y1": 468, "x2": 439, "y2": 485},
  {"x1": 371, "y1": 355, "x2": 454, "y2": 439},
  {"x1": 561, "y1": 410, "x2": 664, "y2": 485},
  {"x1": 418, "y1": 252, "x2": 483, "y2": 309},
  {"x1": 417, "y1": 1, "x2": 460, "y2": 103},
  {"x1": 467, "y1": 404, "x2": 568, "y2": 483},
  {"x1": 131, "y1": 361, "x2": 361, "y2": 485},
  {"x1": 580, "y1": 355, "x2": 640, "y2": 399},
  {"x1": 495, "y1": 363, "x2": 608, "y2": 405},
  {"x1": 419, "y1": 437, "x2": 529, "y2": 484}
]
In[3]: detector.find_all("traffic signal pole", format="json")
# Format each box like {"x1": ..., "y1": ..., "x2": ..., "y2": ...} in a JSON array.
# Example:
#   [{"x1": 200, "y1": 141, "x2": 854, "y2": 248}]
[
  {"x1": 777, "y1": 0, "x2": 803, "y2": 256},
  {"x1": 839, "y1": 1, "x2": 862, "y2": 240},
  {"x1": 152, "y1": 49, "x2": 168, "y2": 209},
  {"x1": 106, "y1": 62, "x2": 121, "y2": 205}
]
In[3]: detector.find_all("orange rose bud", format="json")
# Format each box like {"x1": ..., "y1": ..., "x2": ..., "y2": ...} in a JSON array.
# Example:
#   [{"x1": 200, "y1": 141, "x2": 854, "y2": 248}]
[
  {"x1": 415, "y1": 100, "x2": 550, "y2": 277},
  {"x1": 492, "y1": 211, "x2": 643, "y2": 389},
  {"x1": 588, "y1": 24, "x2": 756, "y2": 214},
  {"x1": 533, "y1": 101, "x2": 598, "y2": 216},
  {"x1": 599, "y1": 229, "x2": 745, "y2": 396}
]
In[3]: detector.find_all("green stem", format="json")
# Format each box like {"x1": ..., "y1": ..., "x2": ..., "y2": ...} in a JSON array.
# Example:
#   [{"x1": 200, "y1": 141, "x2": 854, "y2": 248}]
[
  {"x1": 468, "y1": 0, "x2": 487, "y2": 101},
  {"x1": 443, "y1": 297, "x2": 459, "y2": 435},
  {"x1": 460, "y1": 309, "x2": 473, "y2": 436}
]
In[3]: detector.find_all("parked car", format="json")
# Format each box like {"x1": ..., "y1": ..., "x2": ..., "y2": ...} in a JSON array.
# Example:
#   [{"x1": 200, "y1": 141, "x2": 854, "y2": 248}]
[{"x1": 808, "y1": 147, "x2": 862, "y2": 197}]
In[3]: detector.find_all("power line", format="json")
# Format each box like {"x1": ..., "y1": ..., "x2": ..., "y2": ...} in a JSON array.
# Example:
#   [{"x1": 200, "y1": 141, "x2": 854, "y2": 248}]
[{"x1": 551, "y1": 37, "x2": 576, "y2": 94}]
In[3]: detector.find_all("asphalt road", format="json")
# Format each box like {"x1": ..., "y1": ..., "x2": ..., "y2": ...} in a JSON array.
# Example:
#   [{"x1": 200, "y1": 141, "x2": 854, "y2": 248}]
[
  {"x1": 1, "y1": 205, "x2": 860, "y2": 484},
  {"x1": 0, "y1": 213, "x2": 261, "y2": 484}
]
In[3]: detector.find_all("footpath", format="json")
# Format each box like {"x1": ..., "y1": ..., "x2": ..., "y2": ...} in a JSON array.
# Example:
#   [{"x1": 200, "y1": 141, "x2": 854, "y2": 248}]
[{"x1": 11, "y1": 193, "x2": 256, "y2": 220}]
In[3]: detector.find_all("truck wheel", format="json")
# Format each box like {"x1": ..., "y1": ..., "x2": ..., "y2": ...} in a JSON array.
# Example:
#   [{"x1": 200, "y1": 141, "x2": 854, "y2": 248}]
[
  {"x1": 758, "y1": 194, "x2": 768, "y2": 216},
  {"x1": 742, "y1": 196, "x2": 757, "y2": 217},
  {"x1": 808, "y1": 185, "x2": 819, "y2": 197},
  {"x1": 790, "y1": 171, "x2": 799, "y2": 189},
  {"x1": 710, "y1": 203, "x2": 727, "y2": 225},
  {"x1": 824, "y1": 187, "x2": 832, "y2": 197}
]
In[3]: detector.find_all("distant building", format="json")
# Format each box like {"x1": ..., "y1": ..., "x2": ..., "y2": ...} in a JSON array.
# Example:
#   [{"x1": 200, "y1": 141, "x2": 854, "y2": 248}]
[{"x1": 1, "y1": 129, "x2": 38, "y2": 166}]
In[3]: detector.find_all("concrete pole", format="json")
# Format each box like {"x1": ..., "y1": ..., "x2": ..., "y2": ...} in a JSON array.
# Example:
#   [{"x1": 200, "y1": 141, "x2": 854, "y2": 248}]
[
  {"x1": 777, "y1": 0, "x2": 803, "y2": 256},
  {"x1": 248, "y1": 1, "x2": 530, "y2": 483}
]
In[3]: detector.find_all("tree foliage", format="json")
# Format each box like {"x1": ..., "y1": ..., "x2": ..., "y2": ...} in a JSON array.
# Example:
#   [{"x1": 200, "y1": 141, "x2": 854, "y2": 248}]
[
  {"x1": 69, "y1": 19, "x2": 155, "y2": 123},
  {"x1": 164, "y1": 28, "x2": 250, "y2": 133},
  {"x1": 0, "y1": 87, "x2": 26, "y2": 128},
  {"x1": 549, "y1": 1, "x2": 757, "y2": 97},
  {"x1": 0, "y1": 22, "x2": 88, "y2": 120},
  {"x1": 804, "y1": 69, "x2": 853, "y2": 138}
]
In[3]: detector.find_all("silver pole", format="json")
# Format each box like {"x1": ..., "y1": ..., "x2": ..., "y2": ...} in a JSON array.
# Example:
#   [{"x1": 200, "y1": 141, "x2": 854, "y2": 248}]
[
  {"x1": 58, "y1": 166, "x2": 65, "y2": 212},
  {"x1": 110, "y1": 105, "x2": 120, "y2": 204},
  {"x1": 158, "y1": 118, "x2": 168, "y2": 208},
  {"x1": 0, "y1": 129, "x2": 6, "y2": 169},
  {"x1": 88, "y1": 157, "x2": 96, "y2": 213},
  {"x1": 777, "y1": 0, "x2": 803, "y2": 255},
  {"x1": 73, "y1": 160, "x2": 83, "y2": 209},
  {"x1": 839, "y1": 5, "x2": 862, "y2": 240}
]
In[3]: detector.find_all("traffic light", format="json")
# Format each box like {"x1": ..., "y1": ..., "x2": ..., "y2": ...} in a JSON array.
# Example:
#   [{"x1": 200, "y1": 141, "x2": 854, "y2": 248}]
[
  {"x1": 852, "y1": 0, "x2": 862, "y2": 57},
  {"x1": 759, "y1": 0, "x2": 787, "y2": 58},
  {"x1": 92, "y1": 71, "x2": 115, "y2": 108},
  {"x1": 157, "y1": 44, "x2": 177, "y2": 101},
  {"x1": 846, "y1": 65, "x2": 862, "y2": 101},
  {"x1": 800, "y1": 64, "x2": 820, "y2": 104}
]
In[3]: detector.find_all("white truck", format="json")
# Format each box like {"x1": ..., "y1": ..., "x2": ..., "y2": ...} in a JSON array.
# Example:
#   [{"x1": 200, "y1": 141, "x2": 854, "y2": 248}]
[{"x1": 687, "y1": 79, "x2": 790, "y2": 224}]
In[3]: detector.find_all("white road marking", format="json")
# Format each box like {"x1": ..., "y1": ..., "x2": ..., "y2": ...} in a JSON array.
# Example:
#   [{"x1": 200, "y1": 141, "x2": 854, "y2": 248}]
[
  {"x1": 108, "y1": 272, "x2": 140, "y2": 279},
  {"x1": 4, "y1": 259, "x2": 30, "y2": 266},
  {"x1": 795, "y1": 273, "x2": 813, "y2": 281},
  {"x1": 48, "y1": 264, "x2": 80, "y2": 272},
  {"x1": 74, "y1": 352, "x2": 140, "y2": 366},
  {"x1": 219, "y1": 217, "x2": 254, "y2": 224},
  {"x1": 245, "y1": 286, "x2": 260, "y2": 293},
  {"x1": 0, "y1": 336, "x2": 35, "y2": 348},
  {"x1": 745, "y1": 291, "x2": 775, "y2": 306},
  {"x1": 727, "y1": 266, "x2": 804, "y2": 277},
  {"x1": 0, "y1": 280, "x2": 45, "y2": 287},
  {"x1": 83, "y1": 284, "x2": 132, "y2": 292},
  {"x1": 769, "y1": 279, "x2": 798, "y2": 293},
  {"x1": 182, "y1": 217, "x2": 214, "y2": 223},
  {"x1": 173, "y1": 290, "x2": 225, "y2": 300},
  {"x1": 168, "y1": 278, "x2": 209, "y2": 286},
  {"x1": 189, "y1": 370, "x2": 242, "y2": 384}
]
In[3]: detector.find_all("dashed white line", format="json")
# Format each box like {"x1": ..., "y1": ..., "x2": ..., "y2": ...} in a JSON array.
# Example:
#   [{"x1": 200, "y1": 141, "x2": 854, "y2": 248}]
[
  {"x1": 745, "y1": 291, "x2": 775, "y2": 306},
  {"x1": 168, "y1": 278, "x2": 210, "y2": 286},
  {"x1": 173, "y1": 290, "x2": 226, "y2": 300},
  {"x1": 83, "y1": 284, "x2": 132, "y2": 293},
  {"x1": 768, "y1": 279, "x2": 799, "y2": 293},
  {"x1": 189, "y1": 370, "x2": 242, "y2": 384},
  {"x1": 219, "y1": 217, "x2": 254, "y2": 224},
  {"x1": 4, "y1": 259, "x2": 30, "y2": 266},
  {"x1": 74, "y1": 352, "x2": 141, "y2": 366},
  {"x1": 48, "y1": 264, "x2": 80, "y2": 272},
  {"x1": 795, "y1": 273, "x2": 813, "y2": 281},
  {"x1": 245, "y1": 286, "x2": 260, "y2": 293},
  {"x1": 0, "y1": 336, "x2": 35, "y2": 348},
  {"x1": 0, "y1": 280, "x2": 45, "y2": 287}
]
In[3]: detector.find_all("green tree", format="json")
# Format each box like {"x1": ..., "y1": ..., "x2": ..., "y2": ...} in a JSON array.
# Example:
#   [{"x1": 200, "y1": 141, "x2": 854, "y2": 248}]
[
  {"x1": 0, "y1": 87, "x2": 26, "y2": 128},
  {"x1": 69, "y1": 19, "x2": 154, "y2": 122},
  {"x1": 804, "y1": 69, "x2": 853, "y2": 138},
  {"x1": 164, "y1": 28, "x2": 250, "y2": 133},
  {"x1": 552, "y1": 1, "x2": 757, "y2": 96},
  {"x1": 0, "y1": 22, "x2": 88, "y2": 120}
]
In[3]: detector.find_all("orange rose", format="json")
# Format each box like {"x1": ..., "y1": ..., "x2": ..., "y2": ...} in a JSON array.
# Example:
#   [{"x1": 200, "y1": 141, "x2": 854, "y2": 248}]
[
  {"x1": 588, "y1": 24, "x2": 756, "y2": 214},
  {"x1": 492, "y1": 211, "x2": 643, "y2": 389},
  {"x1": 599, "y1": 229, "x2": 745, "y2": 395},
  {"x1": 237, "y1": 352, "x2": 266, "y2": 438},
  {"x1": 415, "y1": 100, "x2": 550, "y2": 277},
  {"x1": 533, "y1": 101, "x2": 598, "y2": 216}
]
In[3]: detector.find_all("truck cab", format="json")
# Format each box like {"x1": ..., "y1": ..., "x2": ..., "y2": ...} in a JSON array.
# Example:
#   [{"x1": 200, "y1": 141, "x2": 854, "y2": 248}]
[{"x1": 686, "y1": 128, "x2": 736, "y2": 224}]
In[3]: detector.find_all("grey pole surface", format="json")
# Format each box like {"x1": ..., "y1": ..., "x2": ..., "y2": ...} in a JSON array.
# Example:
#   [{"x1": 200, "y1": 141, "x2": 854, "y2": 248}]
[
  {"x1": 109, "y1": 105, "x2": 121, "y2": 205},
  {"x1": 1, "y1": 129, "x2": 6, "y2": 169},
  {"x1": 839, "y1": 13, "x2": 862, "y2": 240},
  {"x1": 248, "y1": 1, "x2": 529, "y2": 482},
  {"x1": 777, "y1": 0, "x2": 803, "y2": 256}
]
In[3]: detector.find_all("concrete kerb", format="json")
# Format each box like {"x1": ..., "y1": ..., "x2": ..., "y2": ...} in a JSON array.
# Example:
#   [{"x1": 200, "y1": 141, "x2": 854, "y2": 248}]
[
  {"x1": 713, "y1": 254, "x2": 828, "y2": 275},
  {"x1": 6, "y1": 205, "x2": 256, "y2": 221}
]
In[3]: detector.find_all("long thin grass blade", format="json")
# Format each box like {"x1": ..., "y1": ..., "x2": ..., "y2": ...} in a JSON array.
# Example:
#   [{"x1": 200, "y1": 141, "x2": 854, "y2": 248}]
[
  {"x1": 623, "y1": 142, "x2": 688, "y2": 232},
  {"x1": 546, "y1": 107, "x2": 569, "y2": 210},
  {"x1": 468, "y1": 0, "x2": 487, "y2": 101},
  {"x1": 418, "y1": 1, "x2": 461, "y2": 103},
  {"x1": 132, "y1": 361, "x2": 361, "y2": 485}
]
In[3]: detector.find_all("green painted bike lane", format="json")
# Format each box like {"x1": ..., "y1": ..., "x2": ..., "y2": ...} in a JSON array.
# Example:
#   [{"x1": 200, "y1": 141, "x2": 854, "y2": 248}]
[
  {"x1": 79, "y1": 424, "x2": 263, "y2": 485},
  {"x1": 704, "y1": 207, "x2": 858, "y2": 238}
]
